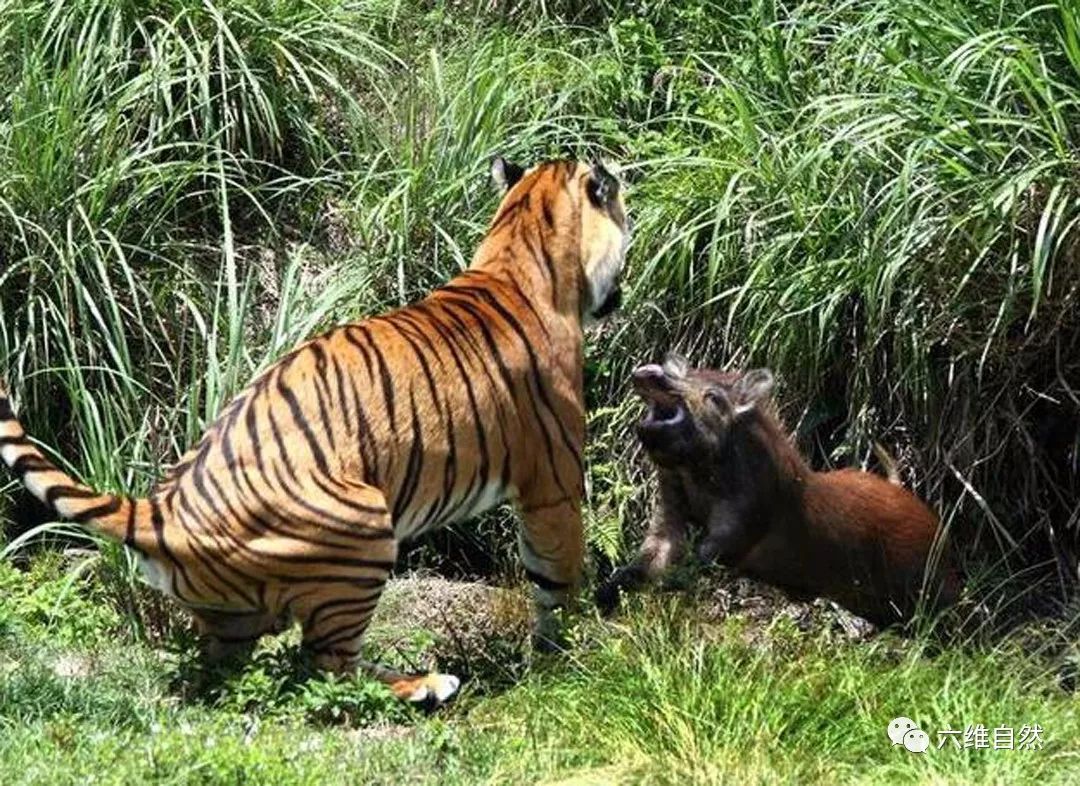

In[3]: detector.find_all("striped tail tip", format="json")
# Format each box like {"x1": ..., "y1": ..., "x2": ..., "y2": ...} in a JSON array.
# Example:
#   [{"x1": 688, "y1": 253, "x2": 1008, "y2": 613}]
[{"x1": 0, "y1": 387, "x2": 144, "y2": 545}]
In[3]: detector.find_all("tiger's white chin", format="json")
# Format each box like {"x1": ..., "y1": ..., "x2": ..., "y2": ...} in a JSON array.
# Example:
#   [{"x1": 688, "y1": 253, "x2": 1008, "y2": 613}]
[{"x1": 583, "y1": 244, "x2": 628, "y2": 325}]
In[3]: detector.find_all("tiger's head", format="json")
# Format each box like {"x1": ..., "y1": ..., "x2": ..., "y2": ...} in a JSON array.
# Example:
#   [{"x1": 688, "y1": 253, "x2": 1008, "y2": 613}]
[{"x1": 486, "y1": 157, "x2": 630, "y2": 323}]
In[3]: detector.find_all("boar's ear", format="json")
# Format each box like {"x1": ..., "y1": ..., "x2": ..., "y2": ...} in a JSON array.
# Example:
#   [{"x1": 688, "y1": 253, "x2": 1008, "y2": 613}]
[
  {"x1": 661, "y1": 352, "x2": 689, "y2": 378},
  {"x1": 733, "y1": 368, "x2": 774, "y2": 416}
]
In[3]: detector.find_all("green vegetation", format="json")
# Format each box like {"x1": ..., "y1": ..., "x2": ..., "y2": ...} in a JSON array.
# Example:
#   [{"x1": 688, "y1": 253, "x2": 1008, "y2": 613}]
[
  {"x1": 1, "y1": 0, "x2": 1079, "y2": 782},
  {"x1": 1, "y1": 560, "x2": 1078, "y2": 784}
]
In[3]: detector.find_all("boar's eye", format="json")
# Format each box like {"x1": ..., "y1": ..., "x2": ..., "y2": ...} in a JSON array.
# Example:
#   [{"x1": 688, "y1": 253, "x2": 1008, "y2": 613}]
[{"x1": 704, "y1": 387, "x2": 732, "y2": 413}]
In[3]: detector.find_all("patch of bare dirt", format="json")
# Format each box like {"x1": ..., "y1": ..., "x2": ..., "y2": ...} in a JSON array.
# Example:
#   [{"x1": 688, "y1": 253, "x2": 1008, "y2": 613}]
[
  {"x1": 49, "y1": 651, "x2": 94, "y2": 679},
  {"x1": 368, "y1": 575, "x2": 532, "y2": 685},
  {"x1": 691, "y1": 572, "x2": 879, "y2": 642}
]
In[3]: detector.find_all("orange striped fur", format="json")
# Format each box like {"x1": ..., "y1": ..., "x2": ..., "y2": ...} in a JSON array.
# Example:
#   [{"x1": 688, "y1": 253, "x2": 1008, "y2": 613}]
[{"x1": 0, "y1": 158, "x2": 630, "y2": 703}]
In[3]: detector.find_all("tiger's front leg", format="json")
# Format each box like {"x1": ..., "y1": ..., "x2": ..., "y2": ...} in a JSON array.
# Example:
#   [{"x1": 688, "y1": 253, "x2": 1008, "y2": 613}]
[{"x1": 517, "y1": 490, "x2": 584, "y2": 653}]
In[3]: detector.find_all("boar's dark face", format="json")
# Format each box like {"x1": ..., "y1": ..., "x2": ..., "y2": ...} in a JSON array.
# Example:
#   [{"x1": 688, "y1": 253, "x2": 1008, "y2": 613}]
[{"x1": 632, "y1": 355, "x2": 774, "y2": 469}]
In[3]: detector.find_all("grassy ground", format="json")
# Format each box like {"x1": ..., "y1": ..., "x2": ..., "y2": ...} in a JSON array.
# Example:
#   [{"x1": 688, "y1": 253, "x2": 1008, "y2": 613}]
[{"x1": 1, "y1": 557, "x2": 1078, "y2": 785}]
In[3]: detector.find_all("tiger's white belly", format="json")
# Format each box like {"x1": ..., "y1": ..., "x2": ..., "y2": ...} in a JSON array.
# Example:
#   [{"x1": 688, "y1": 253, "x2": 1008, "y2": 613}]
[
  {"x1": 395, "y1": 481, "x2": 508, "y2": 541},
  {"x1": 137, "y1": 553, "x2": 175, "y2": 597}
]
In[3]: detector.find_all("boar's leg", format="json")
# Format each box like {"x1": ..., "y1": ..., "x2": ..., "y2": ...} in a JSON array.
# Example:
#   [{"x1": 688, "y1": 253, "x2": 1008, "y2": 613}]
[
  {"x1": 696, "y1": 499, "x2": 756, "y2": 565},
  {"x1": 595, "y1": 476, "x2": 688, "y2": 616}
]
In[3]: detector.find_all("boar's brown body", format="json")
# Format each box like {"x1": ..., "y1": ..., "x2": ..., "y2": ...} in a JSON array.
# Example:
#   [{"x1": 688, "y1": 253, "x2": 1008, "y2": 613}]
[
  {"x1": 599, "y1": 360, "x2": 960, "y2": 626},
  {"x1": 734, "y1": 463, "x2": 958, "y2": 625}
]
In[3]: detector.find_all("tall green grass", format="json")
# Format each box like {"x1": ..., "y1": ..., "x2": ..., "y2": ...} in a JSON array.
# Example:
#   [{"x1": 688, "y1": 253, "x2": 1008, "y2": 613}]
[{"x1": 0, "y1": 0, "x2": 1078, "y2": 624}]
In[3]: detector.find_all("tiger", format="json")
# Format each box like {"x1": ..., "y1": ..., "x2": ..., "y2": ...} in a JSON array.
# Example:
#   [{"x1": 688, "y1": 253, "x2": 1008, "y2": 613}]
[{"x1": 0, "y1": 157, "x2": 630, "y2": 704}]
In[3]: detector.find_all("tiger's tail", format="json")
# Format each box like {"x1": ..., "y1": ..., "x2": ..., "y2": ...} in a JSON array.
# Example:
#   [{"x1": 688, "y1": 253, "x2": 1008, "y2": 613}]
[{"x1": 0, "y1": 385, "x2": 154, "y2": 550}]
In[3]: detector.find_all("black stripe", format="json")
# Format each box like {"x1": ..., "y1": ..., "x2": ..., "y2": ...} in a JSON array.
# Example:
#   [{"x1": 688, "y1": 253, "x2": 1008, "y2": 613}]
[
  {"x1": 265, "y1": 461, "x2": 392, "y2": 539},
  {"x1": 244, "y1": 389, "x2": 270, "y2": 482},
  {"x1": 191, "y1": 457, "x2": 263, "y2": 552},
  {"x1": 536, "y1": 236, "x2": 559, "y2": 293},
  {"x1": 439, "y1": 293, "x2": 565, "y2": 496},
  {"x1": 10, "y1": 455, "x2": 52, "y2": 477},
  {"x1": 311, "y1": 598, "x2": 382, "y2": 628},
  {"x1": 488, "y1": 193, "x2": 529, "y2": 232},
  {"x1": 172, "y1": 489, "x2": 261, "y2": 606},
  {"x1": 392, "y1": 387, "x2": 425, "y2": 525},
  {"x1": 150, "y1": 496, "x2": 198, "y2": 604},
  {"x1": 304, "y1": 607, "x2": 382, "y2": 651},
  {"x1": 341, "y1": 355, "x2": 380, "y2": 482},
  {"x1": 266, "y1": 401, "x2": 302, "y2": 485},
  {"x1": 500, "y1": 450, "x2": 513, "y2": 490},
  {"x1": 438, "y1": 296, "x2": 516, "y2": 396},
  {"x1": 505, "y1": 272, "x2": 552, "y2": 340},
  {"x1": 430, "y1": 300, "x2": 509, "y2": 402},
  {"x1": 308, "y1": 344, "x2": 338, "y2": 454},
  {"x1": 70, "y1": 496, "x2": 122, "y2": 523},
  {"x1": 442, "y1": 285, "x2": 583, "y2": 476},
  {"x1": 277, "y1": 368, "x2": 331, "y2": 476},
  {"x1": 124, "y1": 498, "x2": 137, "y2": 548},
  {"x1": 0, "y1": 435, "x2": 27, "y2": 447},
  {"x1": 209, "y1": 455, "x2": 344, "y2": 552},
  {"x1": 411, "y1": 304, "x2": 494, "y2": 523},
  {"x1": 355, "y1": 325, "x2": 397, "y2": 433},
  {"x1": 382, "y1": 317, "x2": 440, "y2": 401},
  {"x1": 392, "y1": 310, "x2": 449, "y2": 368},
  {"x1": 197, "y1": 462, "x2": 395, "y2": 573},
  {"x1": 306, "y1": 595, "x2": 383, "y2": 627},
  {"x1": 342, "y1": 327, "x2": 376, "y2": 385},
  {"x1": 307, "y1": 471, "x2": 389, "y2": 519},
  {"x1": 45, "y1": 485, "x2": 98, "y2": 504},
  {"x1": 329, "y1": 342, "x2": 379, "y2": 479},
  {"x1": 433, "y1": 298, "x2": 518, "y2": 483},
  {"x1": 382, "y1": 314, "x2": 457, "y2": 528}
]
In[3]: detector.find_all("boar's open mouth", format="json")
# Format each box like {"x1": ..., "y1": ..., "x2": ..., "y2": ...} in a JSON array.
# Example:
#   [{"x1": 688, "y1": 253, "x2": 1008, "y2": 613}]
[
  {"x1": 631, "y1": 364, "x2": 685, "y2": 426},
  {"x1": 641, "y1": 400, "x2": 684, "y2": 426}
]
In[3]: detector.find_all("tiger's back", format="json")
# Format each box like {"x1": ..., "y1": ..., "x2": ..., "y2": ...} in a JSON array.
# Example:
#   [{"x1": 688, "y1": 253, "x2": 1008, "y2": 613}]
[{"x1": 0, "y1": 157, "x2": 630, "y2": 703}]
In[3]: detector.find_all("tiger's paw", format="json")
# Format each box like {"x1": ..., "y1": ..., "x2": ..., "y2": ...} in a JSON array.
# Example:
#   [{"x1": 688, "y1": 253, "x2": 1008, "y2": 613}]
[{"x1": 391, "y1": 672, "x2": 461, "y2": 705}]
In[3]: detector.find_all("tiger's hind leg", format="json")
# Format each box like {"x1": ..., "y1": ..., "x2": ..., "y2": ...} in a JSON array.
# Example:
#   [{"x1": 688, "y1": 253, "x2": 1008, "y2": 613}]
[
  {"x1": 292, "y1": 580, "x2": 460, "y2": 705},
  {"x1": 283, "y1": 482, "x2": 460, "y2": 705},
  {"x1": 192, "y1": 607, "x2": 290, "y2": 665}
]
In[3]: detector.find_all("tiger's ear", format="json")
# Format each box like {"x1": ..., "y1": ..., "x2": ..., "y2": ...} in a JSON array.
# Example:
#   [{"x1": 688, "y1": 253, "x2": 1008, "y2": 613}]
[
  {"x1": 587, "y1": 160, "x2": 619, "y2": 208},
  {"x1": 491, "y1": 156, "x2": 525, "y2": 193}
]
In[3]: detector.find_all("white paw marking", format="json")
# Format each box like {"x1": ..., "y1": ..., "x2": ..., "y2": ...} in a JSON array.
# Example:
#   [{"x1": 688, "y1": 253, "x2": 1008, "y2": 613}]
[
  {"x1": 406, "y1": 673, "x2": 460, "y2": 704},
  {"x1": 431, "y1": 673, "x2": 460, "y2": 703}
]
